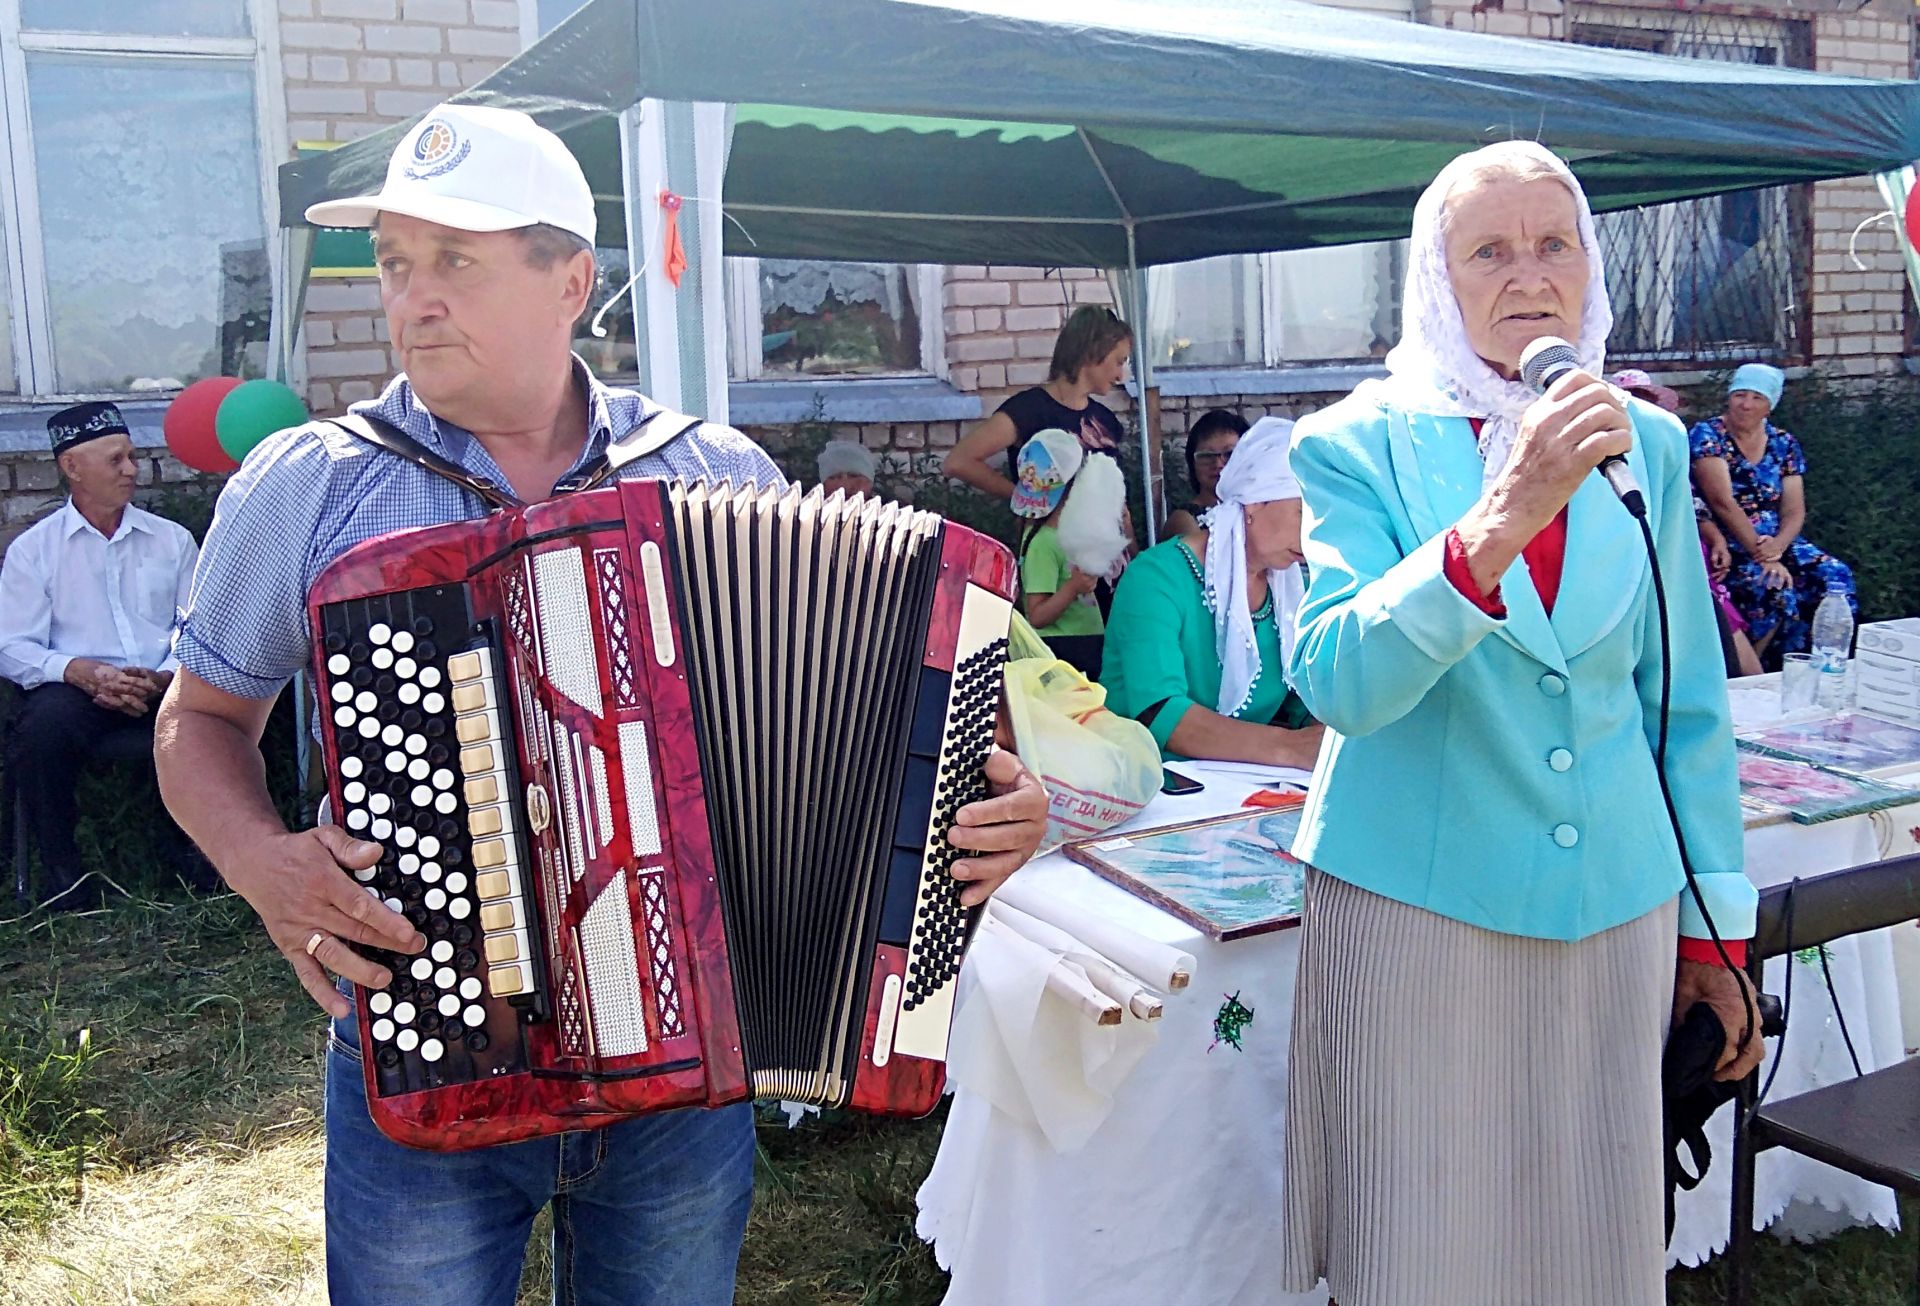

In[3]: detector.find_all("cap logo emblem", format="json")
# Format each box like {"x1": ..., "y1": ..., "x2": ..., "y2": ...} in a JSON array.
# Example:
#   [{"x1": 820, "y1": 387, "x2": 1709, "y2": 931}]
[{"x1": 404, "y1": 118, "x2": 470, "y2": 180}]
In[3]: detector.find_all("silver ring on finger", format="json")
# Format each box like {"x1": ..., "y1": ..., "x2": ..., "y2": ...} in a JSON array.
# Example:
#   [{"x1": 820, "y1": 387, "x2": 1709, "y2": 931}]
[{"x1": 305, "y1": 929, "x2": 329, "y2": 958}]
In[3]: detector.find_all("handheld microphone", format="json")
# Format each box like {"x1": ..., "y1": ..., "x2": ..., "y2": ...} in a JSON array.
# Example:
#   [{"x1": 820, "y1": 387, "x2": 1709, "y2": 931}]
[{"x1": 1517, "y1": 336, "x2": 1646, "y2": 519}]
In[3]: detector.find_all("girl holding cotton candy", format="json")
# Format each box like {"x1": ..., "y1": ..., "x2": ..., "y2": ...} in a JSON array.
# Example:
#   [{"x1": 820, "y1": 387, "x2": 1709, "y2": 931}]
[{"x1": 1012, "y1": 429, "x2": 1131, "y2": 680}]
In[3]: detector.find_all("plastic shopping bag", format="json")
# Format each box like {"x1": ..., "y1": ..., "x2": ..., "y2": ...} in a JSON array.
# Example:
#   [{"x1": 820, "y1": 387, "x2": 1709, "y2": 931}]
[{"x1": 1002, "y1": 613, "x2": 1162, "y2": 854}]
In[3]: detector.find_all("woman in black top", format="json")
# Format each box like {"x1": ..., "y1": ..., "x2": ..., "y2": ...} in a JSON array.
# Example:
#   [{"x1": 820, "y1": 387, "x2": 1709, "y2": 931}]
[{"x1": 943, "y1": 305, "x2": 1133, "y2": 500}]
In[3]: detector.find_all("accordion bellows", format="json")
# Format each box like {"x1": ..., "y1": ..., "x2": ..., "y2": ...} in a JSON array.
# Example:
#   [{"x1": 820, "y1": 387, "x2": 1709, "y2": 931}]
[{"x1": 307, "y1": 480, "x2": 1014, "y2": 1150}]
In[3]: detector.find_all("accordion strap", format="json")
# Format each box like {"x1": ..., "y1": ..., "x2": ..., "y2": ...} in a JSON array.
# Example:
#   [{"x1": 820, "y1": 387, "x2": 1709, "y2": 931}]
[
  {"x1": 328, "y1": 404, "x2": 707, "y2": 506},
  {"x1": 327, "y1": 412, "x2": 524, "y2": 513},
  {"x1": 561, "y1": 406, "x2": 706, "y2": 492}
]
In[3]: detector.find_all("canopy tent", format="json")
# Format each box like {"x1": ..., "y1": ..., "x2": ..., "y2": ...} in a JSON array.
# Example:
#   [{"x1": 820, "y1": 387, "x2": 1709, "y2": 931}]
[
  {"x1": 280, "y1": 0, "x2": 1920, "y2": 267},
  {"x1": 273, "y1": 0, "x2": 1920, "y2": 534}
]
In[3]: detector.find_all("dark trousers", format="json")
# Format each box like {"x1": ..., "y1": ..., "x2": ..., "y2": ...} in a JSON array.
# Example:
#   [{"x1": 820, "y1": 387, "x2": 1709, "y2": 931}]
[{"x1": 8, "y1": 682, "x2": 177, "y2": 900}]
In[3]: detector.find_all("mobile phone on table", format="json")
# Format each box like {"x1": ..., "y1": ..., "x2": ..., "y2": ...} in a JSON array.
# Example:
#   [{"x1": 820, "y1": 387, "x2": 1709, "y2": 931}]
[{"x1": 1161, "y1": 767, "x2": 1205, "y2": 796}]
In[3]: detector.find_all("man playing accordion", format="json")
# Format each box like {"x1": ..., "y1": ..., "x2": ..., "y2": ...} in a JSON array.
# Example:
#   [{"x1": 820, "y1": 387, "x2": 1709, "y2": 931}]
[{"x1": 154, "y1": 103, "x2": 1046, "y2": 1306}]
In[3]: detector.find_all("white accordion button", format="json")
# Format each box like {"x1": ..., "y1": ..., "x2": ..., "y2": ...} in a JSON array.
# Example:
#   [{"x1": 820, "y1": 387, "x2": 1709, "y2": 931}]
[
  {"x1": 334, "y1": 706, "x2": 356, "y2": 728},
  {"x1": 385, "y1": 751, "x2": 406, "y2": 772},
  {"x1": 368, "y1": 991, "x2": 392, "y2": 1015},
  {"x1": 434, "y1": 966, "x2": 456, "y2": 990},
  {"x1": 435, "y1": 793, "x2": 458, "y2": 815},
  {"x1": 444, "y1": 871, "x2": 468, "y2": 895},
  {"x1": 371, "y1": 1018, "x2": 395, "y2": 1043},
  {"x1": 392, "y1": 1000, "x2": 417, "y2": 1024},
  {"x1": 346, "y1": 809, "x2": 369, "y2": 832},
  {"x1": 356, "y1": 717, "x2": 379, "y2": 739},
  {"x1": 412, "y1": 784, "x2": 433, "y2": 808},
  {"x1": 459, "y1": 977, "x2": 482, "y2": 1001},
  {"x1": 395, "y1": 657, "x2": 418, "y2": 679},
  {"x1": 367, "y1": 622, "x2": 391, "y2": 646},
  {"x1": 394, "y1": 826, "x2": 417, "y2": 848},
  {"x1": 405, "y1": 735, "x2": 427, "y2": 758},
  {"x1": 355, "y1": 691, "x2": 377, "y2": 714},
  {"x1": 408, "y1": 757, "x2": 430, "y2": 780},
  {"x1": 420, "y1": 861, "x2": 442, "y2": 883},
  {"x1": 396, "y1": 1028, "x2": 420, "y2": 1053},
  {"x1": 432, "y1": 768, "x2": 455, "y2": 791},
  {"x1": 448, "y1": 897, "x2": 472, "y2": 921},
  {"x1": 410, "y1": 957, "x2": 432, "y2": 981},
  {"x1": 381, "y1": 724, "x2": 403, "y2": 747},
  {"x1": 397, "y1": 853, "x2": 419, "y2": 875},
  {"x1": 343, "y1": 781, "x2": 366, "y2": 805},
  {"x1": 331, "y1": 682, "x2": 353, "y2": 704},
  {"x1": 418, "y1": 835, "x2": 441, "y2": 858},
  {"x1": 370, "y1": 818, "x2": 393, "y2": 840},
  {"x1": 430, "y1": 940, "x2": 453, "y2": 964},
  {"x1": 371, "y1": 648, "x2": 395, "y2": 671},
  {"x1": 419, "y1": 1037, "x2": 444, "y2": 1063},
  {"x1": 398, "y1": 683, "x2": 421, "y2": 706},
  {"x1": 354, "y1": 865, "x2": 377, "y2": 883},
  {"x1": 391, "y1": 631, "x2": 415, "y2": 654},
  {"x1": 340, "y1": 756, "x2": 363, "y2": 779},
  {"x1": 463, "y1": 1004, "x2": 486, "y2": 1027},
  {"x1": 422, "y1": 692, "x2": 446, "y2": 715},
  {"x1": 424, "y1": 888, "x2": 447, "y2": 911},
  {"x1": 368, "y1": 793, "x2": 392, "y2": 815},
  {"x1": 437, "y1": 994, "x2": 460, "y2": 1018},
  {"x1": 327, "y1": 654, "x2": 350, "y2": 676},
  {"x1": 419, "y1": 666, "x2": 443, "y2": 690}
]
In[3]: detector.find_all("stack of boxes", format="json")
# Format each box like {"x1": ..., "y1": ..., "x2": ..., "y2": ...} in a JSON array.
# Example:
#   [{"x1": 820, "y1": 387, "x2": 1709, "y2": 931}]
[{"x1": 1855, "y1": 618, "x2": 1920, "y2": 724}]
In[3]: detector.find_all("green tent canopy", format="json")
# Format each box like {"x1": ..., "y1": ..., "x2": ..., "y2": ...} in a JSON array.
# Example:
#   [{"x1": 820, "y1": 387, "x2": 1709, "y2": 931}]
[{"x1": 277, "y1": 0, "x2": 1920, "y2": 267}]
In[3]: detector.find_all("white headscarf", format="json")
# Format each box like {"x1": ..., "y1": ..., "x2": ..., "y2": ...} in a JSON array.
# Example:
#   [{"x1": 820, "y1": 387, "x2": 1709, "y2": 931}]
[
  {"x1": 1359, "y1": 141, "x2": 1614, "y2": 488},
  {"x1": 1202, "y1": 416, "x2": 1303, "y2": 719}
]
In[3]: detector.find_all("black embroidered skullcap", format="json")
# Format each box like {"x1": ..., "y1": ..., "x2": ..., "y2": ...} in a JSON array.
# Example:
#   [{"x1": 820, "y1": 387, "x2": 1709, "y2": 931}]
[{"x1": 48, "y1": 402, "x2": 130, "y2": 456}]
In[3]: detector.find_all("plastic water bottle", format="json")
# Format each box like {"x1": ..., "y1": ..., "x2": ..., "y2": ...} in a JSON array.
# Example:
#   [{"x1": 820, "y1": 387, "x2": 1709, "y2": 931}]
[{"x1": 1810, "y1": 582, "x2": 1855, "y2": 711}]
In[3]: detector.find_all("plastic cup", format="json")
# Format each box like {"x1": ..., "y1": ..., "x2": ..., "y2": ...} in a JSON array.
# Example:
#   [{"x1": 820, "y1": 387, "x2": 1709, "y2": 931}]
[{"x1": 1780, "y1": 653, "x2": 1818, "y2": 713}]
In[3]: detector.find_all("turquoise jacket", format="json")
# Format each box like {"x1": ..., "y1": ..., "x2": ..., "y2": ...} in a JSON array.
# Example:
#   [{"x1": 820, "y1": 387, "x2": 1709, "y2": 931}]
[{"x1": 1287, "y1": 392, "x2": 1753, "y2": 943}]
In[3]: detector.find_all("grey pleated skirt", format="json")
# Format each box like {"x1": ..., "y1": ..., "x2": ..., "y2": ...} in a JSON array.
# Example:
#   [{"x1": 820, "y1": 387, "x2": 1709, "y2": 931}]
[{"x1": 1280, "y1": 868, "x2": 1677, "y2": 1306}]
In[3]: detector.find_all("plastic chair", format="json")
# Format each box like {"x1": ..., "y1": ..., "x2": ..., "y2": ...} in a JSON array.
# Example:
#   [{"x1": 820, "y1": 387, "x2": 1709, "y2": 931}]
[{"x1": 1727, "y1": 851, "x2": 1920, "y2": 1306}]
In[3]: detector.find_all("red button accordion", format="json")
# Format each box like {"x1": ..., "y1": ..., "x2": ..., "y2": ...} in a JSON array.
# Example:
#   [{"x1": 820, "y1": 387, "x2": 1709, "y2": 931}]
[{"x1": 306, "y1": 479, "x2": 1015, "y2": 1150}]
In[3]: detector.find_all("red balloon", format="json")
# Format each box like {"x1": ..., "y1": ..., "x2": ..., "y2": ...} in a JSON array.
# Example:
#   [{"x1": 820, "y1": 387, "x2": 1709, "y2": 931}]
[
  {"x1": 1906, "y1": 184, "x2": 1920, "y2": 253},
  {"x1": 165, "y1": 377, "x2": 244, "y2": 474}
]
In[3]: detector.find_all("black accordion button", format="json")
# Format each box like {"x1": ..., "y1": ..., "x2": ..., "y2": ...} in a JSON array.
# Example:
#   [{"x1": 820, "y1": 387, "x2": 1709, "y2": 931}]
[
  {"x1": 452, "y1": 924, "x2": 475, "y2": 947},
  {"x1": 375, "y1": 674, "x2": 397, "y2": 696},
  {"x1": 401, "y1": 708, "x2": 424, "y2": 731},
  {"x1": 350, "y1": 667, "x2": 374, "y2": 689},
  {"x1": 415, "y1": 639, "x2": 437, "y2": 660},
  {"x1": 324, "y1": 632, "x2": 347, "y2": 654},
  {"x1": 411, "y1": 616, "x2": 434, "y2": 637},
  {"x1": 425, "y1": 719, "x2": 447, "y2": 739},
  {"x1": 427, "y1": 744, "x2": 450, "y2": 766},
  {"x1": 349, "y1": 642, "x2": 371, "y2": 662},
  {"x1": 455, "y1": 949, "x2": 478, "y2": 971},
  {"x1": 465, "y1": 1030, "x2": 489, "y2": 1053}
]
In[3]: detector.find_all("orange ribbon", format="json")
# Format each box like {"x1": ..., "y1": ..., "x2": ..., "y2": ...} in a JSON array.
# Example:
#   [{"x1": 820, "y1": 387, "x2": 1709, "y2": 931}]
[{"x1": 659, "y1": 190, "x2": 687, "y2": 289}]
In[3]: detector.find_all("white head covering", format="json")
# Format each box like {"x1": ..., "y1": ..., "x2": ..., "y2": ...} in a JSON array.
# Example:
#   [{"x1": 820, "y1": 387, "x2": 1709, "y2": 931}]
[
  {"x1": 1202, "y1": 416, "x2": 1304, "y2": 719},
  {"x1": 1359, "y1": 141, "x2": 1613, "y2": 489},
  {"x1": 817, "y1": 439, "x2": 876, "y2": 481}
]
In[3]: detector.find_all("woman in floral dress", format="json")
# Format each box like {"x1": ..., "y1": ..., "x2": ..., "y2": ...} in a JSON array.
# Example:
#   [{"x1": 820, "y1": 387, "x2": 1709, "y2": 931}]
[{"x1": 1689, "y1": 363, "x2": 1855, "y2": 658}]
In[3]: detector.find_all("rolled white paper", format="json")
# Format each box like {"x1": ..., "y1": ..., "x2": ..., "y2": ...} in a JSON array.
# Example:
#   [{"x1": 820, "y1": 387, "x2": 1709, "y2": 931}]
[{"x1": 994, "y1": 876, "x2": 1198, "y2": 993}]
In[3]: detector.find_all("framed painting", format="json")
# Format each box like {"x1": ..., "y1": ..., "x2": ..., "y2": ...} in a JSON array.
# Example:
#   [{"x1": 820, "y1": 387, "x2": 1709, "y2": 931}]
[{"x1": 1062, "y1": 796, "x2": 1308, "y2": 941}]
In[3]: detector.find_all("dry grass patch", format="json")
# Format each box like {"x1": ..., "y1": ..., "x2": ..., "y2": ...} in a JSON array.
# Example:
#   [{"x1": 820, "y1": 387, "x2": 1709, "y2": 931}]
[{"x1": 0, "y1": 1133, "x2": 326, "y2": 1305}]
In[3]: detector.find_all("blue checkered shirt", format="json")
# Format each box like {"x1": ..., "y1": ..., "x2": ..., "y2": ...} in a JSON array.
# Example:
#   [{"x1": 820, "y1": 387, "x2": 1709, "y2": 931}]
[{"x1": 177, "y1": 360, "x2": 785, "y2": 701}]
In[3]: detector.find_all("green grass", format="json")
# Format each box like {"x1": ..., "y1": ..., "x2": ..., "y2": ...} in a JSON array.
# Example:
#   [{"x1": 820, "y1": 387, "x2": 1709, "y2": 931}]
[{"x1": 3, "y1": 890, "x2": 1916, "y2": 1303}]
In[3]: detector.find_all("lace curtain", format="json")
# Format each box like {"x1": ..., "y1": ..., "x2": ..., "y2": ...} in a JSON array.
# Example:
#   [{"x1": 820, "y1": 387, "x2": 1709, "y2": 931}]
[{"x1": 27, "y1": 53, "x2": 268, "y2": 391}]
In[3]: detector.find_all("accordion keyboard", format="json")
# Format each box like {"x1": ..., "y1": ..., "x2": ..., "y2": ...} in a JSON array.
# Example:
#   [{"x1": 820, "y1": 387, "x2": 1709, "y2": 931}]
[{"x1": 317, "y1": 587, "x2": 547, "y2": 1098}]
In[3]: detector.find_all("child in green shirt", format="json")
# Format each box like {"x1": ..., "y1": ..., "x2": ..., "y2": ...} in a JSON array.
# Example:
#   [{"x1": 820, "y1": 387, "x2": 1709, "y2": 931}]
[{"x1": 1011, "y1": 428, "x2": 1110, "y2": 678}]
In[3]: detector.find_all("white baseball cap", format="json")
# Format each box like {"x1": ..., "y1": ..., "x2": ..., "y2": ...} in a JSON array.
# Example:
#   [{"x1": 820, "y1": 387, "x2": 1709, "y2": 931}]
[{"x1": 305, "y1": 103, "x2": 596, "y2": 245}]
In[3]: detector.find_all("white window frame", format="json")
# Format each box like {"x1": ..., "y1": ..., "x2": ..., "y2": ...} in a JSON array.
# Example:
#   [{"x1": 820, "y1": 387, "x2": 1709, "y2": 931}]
[
  {"x1": 725, "y1": 257, "x2": 948, "y2": 382},
  {"x1": 0, "y1": 0, "x2": 287, "y2": 400},
  {"x1": 1156, "y1": 246, "x2": 1401, "y2": 371}
]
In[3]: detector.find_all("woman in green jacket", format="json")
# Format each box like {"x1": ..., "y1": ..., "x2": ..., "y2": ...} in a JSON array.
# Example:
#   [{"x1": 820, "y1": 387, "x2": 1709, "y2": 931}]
[{"x1": 1101, "y1": 417, "x2": 1323, "y2": 768}]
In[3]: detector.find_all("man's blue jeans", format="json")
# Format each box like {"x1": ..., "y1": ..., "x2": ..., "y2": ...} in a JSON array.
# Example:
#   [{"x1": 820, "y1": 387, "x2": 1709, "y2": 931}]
[{"x1": 324, "y1": 1011, "x2": 754, "y2": 1306}]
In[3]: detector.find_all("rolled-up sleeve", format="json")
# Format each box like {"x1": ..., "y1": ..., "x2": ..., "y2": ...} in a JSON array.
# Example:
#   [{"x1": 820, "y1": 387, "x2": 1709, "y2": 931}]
[
  {"x1": 1634, "y1": 419, "x2": 1754, "y2": 941},
  {"x1": 1287, "y1": 428, "x2": 1504, "y2": 738},
  {"x1": 176, "y1": 430, "x2": 341, "y2": 700}
]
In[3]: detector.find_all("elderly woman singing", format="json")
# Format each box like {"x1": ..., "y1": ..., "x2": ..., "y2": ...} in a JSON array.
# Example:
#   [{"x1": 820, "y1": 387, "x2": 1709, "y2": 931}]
[{"x1": 1278, "y1": 142, "x2": 1764, "y2": 1305}]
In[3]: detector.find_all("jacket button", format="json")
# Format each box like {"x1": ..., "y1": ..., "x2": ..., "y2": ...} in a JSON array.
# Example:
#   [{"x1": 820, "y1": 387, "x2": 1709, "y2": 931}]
[
  {"x1": 1552, "y1": 823, "x2": 1579, "y2": 848},
  {"x1": 1548, "y1": 748, "x2": 1573, "y2": 773},
  {"x1": 1540, "y1": 673, "x2": 1567, "y2": 697}
]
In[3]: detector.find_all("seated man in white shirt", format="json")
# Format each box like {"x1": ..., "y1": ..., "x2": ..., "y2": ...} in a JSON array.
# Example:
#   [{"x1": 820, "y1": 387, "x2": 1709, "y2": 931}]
[{"x1": 0, "y1": 402, "x2": 202, "y2": 908}]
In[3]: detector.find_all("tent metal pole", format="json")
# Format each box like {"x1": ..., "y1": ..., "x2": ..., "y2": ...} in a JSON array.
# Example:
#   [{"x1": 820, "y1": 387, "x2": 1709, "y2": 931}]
[{"x1": 1125, "y1": 224, "x2": 1159, "y2": 547}]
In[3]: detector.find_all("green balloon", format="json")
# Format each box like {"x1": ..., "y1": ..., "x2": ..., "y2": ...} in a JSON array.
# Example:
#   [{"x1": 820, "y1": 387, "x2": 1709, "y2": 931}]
[{"x1": 214, "y1": 379, "x2": 310, "y2": 464}]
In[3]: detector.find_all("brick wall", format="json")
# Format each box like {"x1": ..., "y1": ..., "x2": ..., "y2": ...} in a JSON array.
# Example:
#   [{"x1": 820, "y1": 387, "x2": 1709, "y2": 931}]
[
  {"x1": 0, "y1": 446, "x2": 225, "y2": 552},
  {"x1": 278, "y1": 0, "x2": 525, "y2": 414}
]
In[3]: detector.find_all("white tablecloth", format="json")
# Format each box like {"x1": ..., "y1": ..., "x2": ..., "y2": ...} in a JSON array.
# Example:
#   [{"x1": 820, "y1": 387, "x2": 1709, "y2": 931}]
[{"x1": 917, "y1": 758, "x2": 1917, "y2": 1305}]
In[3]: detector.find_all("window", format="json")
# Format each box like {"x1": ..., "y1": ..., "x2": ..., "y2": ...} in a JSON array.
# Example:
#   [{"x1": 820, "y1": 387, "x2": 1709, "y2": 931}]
[
  {"x1": 1571, "y1": 8, "x2": 1811, "y2": 362},
  {"x1": 0, "y1": 0, "x2": 280, "y2": 397},
  {"x1": 572, "y1": 243, "x2": 641, "y2": 379},
  {"x1": 725, "y1": 258, "x2": 946, "y2": 380},
  {"x1": 1147, "y1": 242, "x2": 1404, "y2": 370}
]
